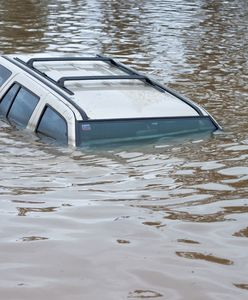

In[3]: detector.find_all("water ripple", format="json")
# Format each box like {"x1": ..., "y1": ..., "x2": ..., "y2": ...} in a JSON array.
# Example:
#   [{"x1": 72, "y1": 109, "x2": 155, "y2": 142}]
[{"x1": 0, "y1": 1, "x2": 248, "y2": 299}]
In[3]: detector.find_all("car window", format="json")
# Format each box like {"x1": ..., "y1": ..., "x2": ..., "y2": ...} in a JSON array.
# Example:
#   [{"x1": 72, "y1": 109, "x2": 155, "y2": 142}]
[
  {"x1": 0, "y1": 83, "x2": 20, "y2": 117},
  {"x1": 76, "y1": 117, "x2": 217, "y2": 146},
  {"x1": 0, "y1": 64, "x2": 12, "y2": 87},
  {"x1": 36, "y1": 106, "x2": 68, "y2": 144},
  {"x1": 8, "y1": 87, "x2": 39, "y2": 127}
]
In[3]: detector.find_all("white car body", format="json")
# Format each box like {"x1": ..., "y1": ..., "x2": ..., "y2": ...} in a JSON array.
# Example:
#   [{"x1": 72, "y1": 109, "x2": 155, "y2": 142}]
[{"x1": 0, "y1": 55, "x2": 221, "y2": 147}]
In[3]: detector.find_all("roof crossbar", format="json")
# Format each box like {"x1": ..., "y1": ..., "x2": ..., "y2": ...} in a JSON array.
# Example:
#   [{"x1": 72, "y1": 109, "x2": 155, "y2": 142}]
[
  {"x1": 57, "y1": 74, "x2": 146, "y2": 88},
  {"x1": 26, "y1": 56, "x2": 111, "y2": 68}
]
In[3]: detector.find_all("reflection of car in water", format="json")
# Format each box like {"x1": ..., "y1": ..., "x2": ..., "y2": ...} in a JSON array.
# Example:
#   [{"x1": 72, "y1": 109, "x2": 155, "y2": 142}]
[{"x1": 0, "y1": 55, "x2": 221, "y2": 147}]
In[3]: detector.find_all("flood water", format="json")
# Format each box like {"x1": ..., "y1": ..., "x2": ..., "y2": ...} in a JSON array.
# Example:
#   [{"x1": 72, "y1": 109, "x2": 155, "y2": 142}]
[{"x1": 0, "y1": 0, "x2": 248, "y2": 299}]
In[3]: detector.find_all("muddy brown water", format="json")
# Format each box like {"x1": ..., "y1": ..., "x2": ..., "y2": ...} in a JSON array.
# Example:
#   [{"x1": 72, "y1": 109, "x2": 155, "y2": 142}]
[{"x1": 0, "y1": 1, "x2": 248, "y2": 299}]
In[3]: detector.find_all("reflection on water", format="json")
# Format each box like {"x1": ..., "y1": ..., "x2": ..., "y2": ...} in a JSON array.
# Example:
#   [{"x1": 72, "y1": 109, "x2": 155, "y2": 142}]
[
  {"x1": 128, "y1": 290, "x2": 163, "y2": 299},
  {"x1": 234, "y1": 284, "x2": 248, "y2": 291},
  {"x1": 175, "y1": 251, "x2": 234, "y2": 265},
  {"x1": 21, "y1": 236, "x2": 49, "y2": 242},
  {"x1": 233, "y1": 227, "x2": 248, "y2": 238},
  {"x1": 177, "y1": 239, "x2": 200, "y2": 244},
  {"x1": 0, "y1": 0, "x2": 49, "y2": 53},
  {"x1": 0, "y1": 0, "x2": 248, "y2": 300},
  {"x1": 17, "y1": 206, "x2": 58, "y2": 217}
]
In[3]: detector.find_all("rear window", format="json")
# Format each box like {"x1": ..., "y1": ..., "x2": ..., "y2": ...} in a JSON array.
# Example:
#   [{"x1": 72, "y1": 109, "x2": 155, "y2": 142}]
[
  {"x1": 76, "y1": 117, "x2": 217, "y2": 146},
  {"x1": 0, "y1": 64, "x2": 12, "y2": 87}
]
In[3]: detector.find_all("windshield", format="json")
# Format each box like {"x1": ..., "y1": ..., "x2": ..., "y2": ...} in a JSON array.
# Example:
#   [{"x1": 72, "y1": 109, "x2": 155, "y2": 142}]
[{"x1": 76, "y1": 116, "x2": 218, "y2": 147}]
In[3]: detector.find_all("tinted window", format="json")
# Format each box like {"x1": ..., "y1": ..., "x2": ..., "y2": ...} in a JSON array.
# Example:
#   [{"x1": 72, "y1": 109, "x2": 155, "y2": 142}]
[
  {"x1": 0, "y1": 83, "x2": 20, "y2": 117},
  {"x1": 0, "y1": 65, "x2": 12, "y2": 87},
  {"x1": 76, "y1": 117, "x2": 217, "y2": 146},
  {"x1": 37, "y1": 106, "x2": 68, "y2": 144},
  {"x1": 8, "y1": 87, "x2": 39, "y2": 127}
]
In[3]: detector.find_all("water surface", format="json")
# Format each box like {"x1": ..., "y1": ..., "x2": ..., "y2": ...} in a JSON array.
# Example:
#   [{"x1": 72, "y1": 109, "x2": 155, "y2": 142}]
[{"x1": 0, "y1": 1, "x2": 248, "y2": 299}]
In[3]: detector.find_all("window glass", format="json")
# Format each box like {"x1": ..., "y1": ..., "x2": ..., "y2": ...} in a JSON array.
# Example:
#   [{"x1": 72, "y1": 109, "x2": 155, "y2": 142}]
[
  {"x1": 76, "y1": 117, "x2": 217, "y2": 146},
  {"x1": 0, "y1": 83, "x2": 20, "y2": 117},
  {"x1": 0, "y1": 65, "x2": 12, "y2": 87},
  {"x1": 8, "y1": 87, "x2": 39, "y2": 127},
  {"x1": 37, "y1": 106, "x2": 68, "y2": 144}
]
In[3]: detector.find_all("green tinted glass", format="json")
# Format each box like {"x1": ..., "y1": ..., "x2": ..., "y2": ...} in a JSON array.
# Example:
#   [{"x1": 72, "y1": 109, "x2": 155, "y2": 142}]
[{"x1": 76, "y1": 117, "x2": 217, "y2": 146}]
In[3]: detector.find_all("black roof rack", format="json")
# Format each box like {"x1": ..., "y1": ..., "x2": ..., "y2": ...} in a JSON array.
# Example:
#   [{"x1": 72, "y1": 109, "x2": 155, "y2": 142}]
[
  {"x1": 12, "y1": 55, "x2": 204, "y2": 116},
  {"x1": 14, "y1": 55, "x2": 165, "y2": 94}
]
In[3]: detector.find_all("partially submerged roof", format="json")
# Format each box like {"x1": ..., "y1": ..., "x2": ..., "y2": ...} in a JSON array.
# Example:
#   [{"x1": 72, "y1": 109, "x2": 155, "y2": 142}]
[{"x1": 11, "y1": 55, "x2": 204, "y2": 120}]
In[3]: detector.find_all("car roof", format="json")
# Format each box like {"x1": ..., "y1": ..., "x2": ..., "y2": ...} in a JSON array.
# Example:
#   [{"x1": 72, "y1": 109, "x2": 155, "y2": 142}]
[{"x1": 5, "y1": 55, "x2": 203, "y2": 120}]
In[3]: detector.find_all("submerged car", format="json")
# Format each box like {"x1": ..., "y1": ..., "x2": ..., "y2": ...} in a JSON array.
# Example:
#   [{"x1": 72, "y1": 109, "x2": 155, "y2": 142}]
[{"x1": 0, "y1": 54, "x2": 221, "y2": 147}]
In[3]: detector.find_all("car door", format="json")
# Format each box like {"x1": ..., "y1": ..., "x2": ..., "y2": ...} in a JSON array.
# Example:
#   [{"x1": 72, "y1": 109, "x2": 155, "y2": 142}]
[
  {"x1": 0, "y1": 76, "x2": 45, "y2": 130},
  {"x1": 1, "y1": 83, "x2": 40, "y2": 128}
]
